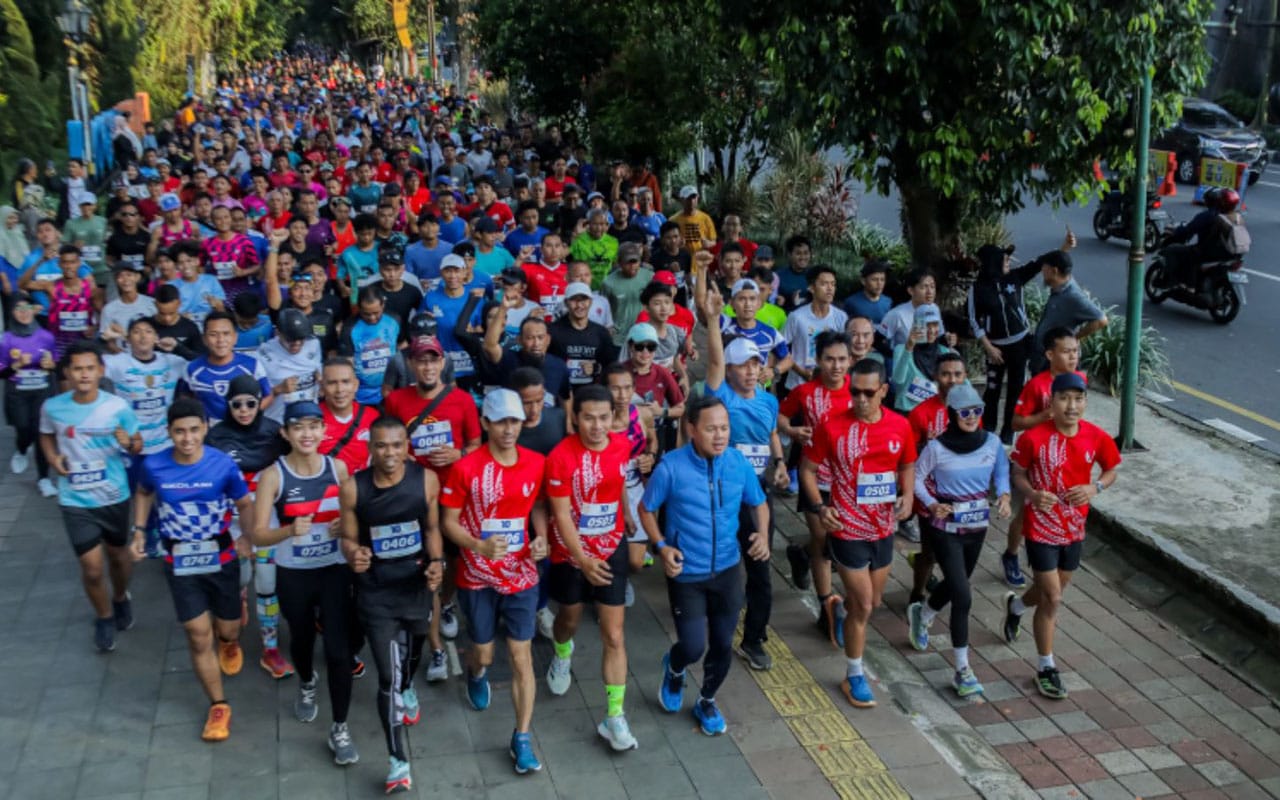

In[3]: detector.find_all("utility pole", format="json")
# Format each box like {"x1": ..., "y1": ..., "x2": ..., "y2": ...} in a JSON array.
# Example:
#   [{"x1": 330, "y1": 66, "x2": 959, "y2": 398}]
[
  {"x1": 427, "y1": 0, "x2": 437, "y2": 82},
  {"x1": 1119, "y1": 70, "x2": 1152, "y2": 451}
]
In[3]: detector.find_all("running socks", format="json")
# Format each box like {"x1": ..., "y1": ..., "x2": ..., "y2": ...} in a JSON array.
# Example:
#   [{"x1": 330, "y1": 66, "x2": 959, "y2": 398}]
[
  {"x1": 606, "y1": 684, "x2": 625, "y2": 718},
  {"x1": 1038, "y1": 653, "x2": 1055, "y2": 670},
  {"x1": 256, "y1": 594, "x2": 280, "y2": 649},
  {"x1": 953, "y1": 646, "x2": 969, "y2": 671},
  {"x1": 846, "y1": 657, "x2": 864, "y2": 677},
  {"x1": 1010, "y1": 595, "x2": 1028, "y2": 615},
  {"x1": 552, "y1": 638, "x2": 573, "y2": 661}
]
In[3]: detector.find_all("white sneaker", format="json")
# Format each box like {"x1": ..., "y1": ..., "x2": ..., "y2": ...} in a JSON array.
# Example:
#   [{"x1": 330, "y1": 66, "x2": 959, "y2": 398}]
[
  {"x1": 10, "y1": 451, "x2": 28, "y2": 475},
  {"x1": 37, "y1": 478, "x2": 57, "y2": 498},
  {"x1": 546, "y1": 654, "x2": 572, "y2": 696},
  {"x1": 439, "y1": 603, "x2": 459, "y2": 639},
  {"x1": 425, "y1": 648, "x2": 448, "y2": 683},
  {"x1": 536, "y1": 607, "x2": 555, "y2": 640},
  {"x1": 597, "y1": 714, "x2": 638, "y2": 751}
]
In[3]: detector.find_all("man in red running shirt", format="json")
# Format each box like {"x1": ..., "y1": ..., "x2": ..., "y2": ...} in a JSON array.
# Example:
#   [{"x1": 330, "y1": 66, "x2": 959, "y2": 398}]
[
  {"x1": 319, "y1": 358, "x2": 378, "y2": 474},
  {"x1": 777, "y1": 330, "x2": 854, "y2": 643},
  {"x1": 1002, "y1": 372, "x2": 1118, "y2": 701},
  {"x1": 543, "y1": 385, "x2": 639, "y2": 751},
  {"x1": 803, "y1": 358, "x2": 915, "y2": 709},
  {"x1": 440, "y1": 388, "x2": 549, "y2": 775}
]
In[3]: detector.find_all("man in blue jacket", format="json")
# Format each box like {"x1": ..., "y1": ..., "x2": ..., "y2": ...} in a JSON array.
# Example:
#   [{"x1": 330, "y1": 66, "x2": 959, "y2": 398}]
[{"x1": 639, "y1": 395, "x2": 770, "y2": 736}]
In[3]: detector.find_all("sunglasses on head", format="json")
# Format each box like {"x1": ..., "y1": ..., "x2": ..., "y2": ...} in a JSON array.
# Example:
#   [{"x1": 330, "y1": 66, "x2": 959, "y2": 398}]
[
  {"x1": 850, "y1": 388, "x2": 880, "y2": 398},
  {"x1": 631, "y1": 341, "x2": 657, "y2": 352},
  {"x1": 956, "y1": 406, "x2": 984, "y2": 420},
  {"x1": 230, "y1": 399, "x2": 259, "y2": 410}
]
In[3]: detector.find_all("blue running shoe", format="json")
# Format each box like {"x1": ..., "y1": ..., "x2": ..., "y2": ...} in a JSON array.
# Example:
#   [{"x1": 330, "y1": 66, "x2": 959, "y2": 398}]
[
  {"x1": 693, "y1": 698, "x2": 726, "y2": 735},
  {"x1": 385, "y1": 756, "x2": 411, "y2": 793},
  {"x1": 510, "y1": 731, "x2": 542, "y2": 774},
  {"x1": 907, "y1": 601, "x2": 929, "y2": 651},
  {"x1": 467, "y1": 670, "x2": 491, "y2": 711},
  {"x1": 1001, "y1": 551, "x2": 1027, "y2": 589},
  {"x1": 841, "y1": 674, "x2": 876, "y2": 708},
  {"x1": 953, "y1": 666, "x2": 984, "y2": 698},
  {"x1": 658, "y1": 652, "x2": 685, "y2": 713},
  {"x1": 401, "y1": 686, "x2": 420, "y2": 725}
]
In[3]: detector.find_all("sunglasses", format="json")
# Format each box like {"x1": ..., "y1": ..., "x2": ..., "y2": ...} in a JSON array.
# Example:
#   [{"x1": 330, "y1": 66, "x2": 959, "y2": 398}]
[
  {"x1": 120, "y1": 212, "x2": 139, "y2": 217},
  {"x1": 631, "y1": 342, "x2": 657, "y2": 352},
  {"x1": 230, "y1": 399, "x2": 259, "y2": 410},
  {"x1": 850, "y1": 388, "x2": 881, "y2": 399},
  {"x1": 956, "y1": 406, "x2": 985, "y2": 420}
]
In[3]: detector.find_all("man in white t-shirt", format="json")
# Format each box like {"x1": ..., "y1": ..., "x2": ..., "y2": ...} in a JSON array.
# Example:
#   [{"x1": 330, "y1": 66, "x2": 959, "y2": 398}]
[
  {"x1": 256, "y1": 309, "x2": 322, "y2": 423},
  {"x1": 99, "y1": 263, "x2": 157, "y2": 354},
  {"x1": 782, "y1": 265, "x2": 848, "y2": 390}
]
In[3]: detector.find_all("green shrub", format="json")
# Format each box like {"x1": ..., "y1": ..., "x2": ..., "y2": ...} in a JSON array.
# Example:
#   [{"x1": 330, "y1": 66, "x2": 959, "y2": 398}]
[{"x1": 1214, "y1": 90, "x2": 1257, "y2": 125}]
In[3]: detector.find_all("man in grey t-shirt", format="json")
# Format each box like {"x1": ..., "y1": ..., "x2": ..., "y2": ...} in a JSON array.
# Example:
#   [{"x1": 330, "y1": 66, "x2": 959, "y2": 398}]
[{"x1": 1030, "y1": 250, "x2": 1107, "y2": 373}]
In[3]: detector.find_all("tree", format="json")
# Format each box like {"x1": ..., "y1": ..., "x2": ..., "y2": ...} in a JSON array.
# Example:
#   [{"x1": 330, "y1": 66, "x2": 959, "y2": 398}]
[
  {"x1": 722, "y1": 0, "x2": 1215, "y2": 267},
  {"x1": 0, "y1": 0, "x2": 59, "y2": 179}
]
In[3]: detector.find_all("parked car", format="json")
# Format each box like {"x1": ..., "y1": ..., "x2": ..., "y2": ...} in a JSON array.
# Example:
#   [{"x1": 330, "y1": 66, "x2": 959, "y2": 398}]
[{"x1": 1154, "y1": 98, "x2": 1267, "y2": 185}]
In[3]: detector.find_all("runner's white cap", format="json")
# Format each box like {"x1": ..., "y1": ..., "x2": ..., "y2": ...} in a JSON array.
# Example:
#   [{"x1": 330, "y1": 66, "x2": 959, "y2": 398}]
[
  {"x1": 564, "y1": 282, "x2": 592, "y2": 299},
  {"x1": 482, "y1": 388, "x2": 526, "y2": 422},
  {"x1": 724, "y1": 338, "x2": 762, "y2": 366},
  {"x1": 730, "y1": 278, "x2": 759, "y2": 297}
]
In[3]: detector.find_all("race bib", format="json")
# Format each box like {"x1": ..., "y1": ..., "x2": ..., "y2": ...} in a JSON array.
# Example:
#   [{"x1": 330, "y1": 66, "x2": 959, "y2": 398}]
[
  {"x1": 172, "y1": 539, "x2": 223, "y2": 576},
  {"x1": 578, "y1": 502, "x2": 618, "y2": 537},
  {"x1": 856, "y1": 470, "x2": 897, "y2": 505},
  {"x1": 411, "y1": 421, "x2": 453, "y2": 454},
  {"x1": 566, "y1": 358, "x2": 591, "y2": 384},
  {"x1": 80, "y1": 245, "x2": 102, "y2": 262},
  {"x1": 14, "y1": 368, "x2": 48, "y2": 390},
  {"x1": 68, "y1": 459, "x2": 107, "y2": 490},
  {"x1": 213, "y1": 261, "x2": 237, "y2": 280},
  {"x1": 358, "y1": 345, "x2": 391, "y2": 373},
  {"x1": 480, "y1": 517, "x2": 525, "y2": 554},
  {"x1": 291, "y1": 529, "x2": 338, "y2": 560},
  {"x1": 736, "y1": 443, "x2": 770, "y2": 477},
  {"x1": 945, "y1": 499, "x2": 990, "y2": 532},
  {"x1": 906, "y1": 376, "x2": 938, "y2": 404},
  {"x1": 359, "y1": 204, "x2": 377, "y2": 214},
  {"x1": 540, "y1": 294, "x2": 562, "y2": 316},
  {"x1": 371, "y1": 520, "x2": 423, "y2": 559},
  {"x1": 59, "y1": 311, "x2": 90, "y2": 332},
  {"x1": 131, "y1": 394, "x2": 166, "y2": 413}
]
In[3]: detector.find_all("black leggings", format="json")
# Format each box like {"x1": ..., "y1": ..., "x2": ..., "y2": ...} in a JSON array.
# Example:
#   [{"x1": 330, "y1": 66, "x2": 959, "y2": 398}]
[
  {"x1": 737, "y1": 489, "x2": 774, "y2": 646},
  {"x1": 364, "y1": 618, "x2": 427, "y2": 761},
  {"x1": 924, "y1": 525, "x2": 987, "y2": 649},
  {"x1": 4, "y1": 388, "x2": 50, "y2": 478},
  {"x1": 982, "y1": 337, "x2": 1029, "y2": 437},
  {"x1": 666, "y1": 568, "x2": 743, "y2": 700},
  {"x1": 278, "y1": 564, "x2": 353, "y2": 724}
]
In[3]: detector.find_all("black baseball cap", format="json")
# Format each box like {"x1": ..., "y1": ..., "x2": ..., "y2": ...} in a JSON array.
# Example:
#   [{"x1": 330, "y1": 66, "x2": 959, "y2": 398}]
[{"x1": 277, "y1": 308, "x2": 312, "y2": 342}]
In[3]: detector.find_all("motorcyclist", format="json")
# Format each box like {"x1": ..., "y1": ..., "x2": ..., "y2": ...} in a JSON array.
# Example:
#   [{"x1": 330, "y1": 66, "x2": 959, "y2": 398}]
[{"x1": 1161, "y1": 188, "x2": 1239, "y2": 287}]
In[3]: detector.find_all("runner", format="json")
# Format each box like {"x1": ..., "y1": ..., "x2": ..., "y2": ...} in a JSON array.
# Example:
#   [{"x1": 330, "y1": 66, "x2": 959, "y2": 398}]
[
  {"x1": 130, "y1": 397, "x2": 251, "y2": 741},
  {"x1": 251, "y1": 401, "x2": 358, "y2": 765},
  {"x1": 339, "y1": 416, "x2": 444, "y2": 794},
  {"x1": 204, "y1": 375, "x2": 291, "y2": 679},
  {"x1": 802, "y1": 358, "x2": 915, "y2": 708},
  {"x1": 548, "y1": 281, "x2": 618, "y2": 387},
  {"x1": 2, "y1": 293, "x2": 57, "y2": 495},
  {"x1": 1003, "y1": 373, "x2": 1120, "y2": 700},
  {"x1": 640, "y1": 394, "x2": 769, "y2": 735},
  {"x1": 697, "y1": 285, "x2": 789, "y2": 671},
  {"x1": 907, "y1": 384, "x2": 1011, "y2": 697},
  {"x1": 544, "y1": 385, "x2": 639, "y2": 750},
  {"x1": 258, "y1": 308, "x2": 323, "y2": 423},
  {"x1": 39, "y1": 341, "x2": 142, "y2": 652},
  {"x1": 439, "y1": 388, "x2": 548, "y2": 774},
  {"x1": 178, "y1": 312, "x2": 273, "y2": 421},
  {"x1": 338, "y1": 285, "x2": 401, "y2": 408},
  {"x1": 777, "y1": 331, "x2": 855, "y2": 644},
  {"x1": 603, "y1": 363, "x2": 658, "y2": 605},
  {"x1": 319, "y1": 357, "x2": 378, "y2": 475}
]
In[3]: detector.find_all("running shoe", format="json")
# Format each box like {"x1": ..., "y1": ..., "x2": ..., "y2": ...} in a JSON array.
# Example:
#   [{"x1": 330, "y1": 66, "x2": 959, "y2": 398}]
[
  {"x1": 37, "y1": 478, "x2": 57, "y2": 498},
  {"x1": 351, "y1": 655, "x2": 366, "y2": 679},
  {"x1": 510, "y1": 731, "x2": 542, "y2": 774},
  {"x1": 201, "y1": 702, "x2": 231, "y2": 741},
  {"x1": 1001, "y1": 552, "x2": 1027, "y2": 589},
  {"x1": 1036, "y1": 667, "x2": 1068, "y2": 700},
  {"x1": 546, "y1": 654, "x2": 572, "y2": 696},
  {"x1": 295, "y1": 674, "x2": 319, "y2": 722},
  {"x1": 94, "y1": 617, "x2": 115, "y2": 653},
  {"x1": 953, "y1": 666, "x2": 984, "y2": 698},
  {"x1": 385, "y1": 756, "x2": 412, "y2": 793},
  {"x1": 823, "y1": 595, "x2": 846, "y2": 649},
  {"x1": 898, "y1": 518, "x2": 920, "y2": 543},
  {"x1": 736, "y1": 640, "x2": 773, "y2": 671},
  {"x1": 597, "y1": 714, "x2": 638, "y2": 751},
  {"x1": 328, "y1": 721, "x2": 359, "y2": 765},
  {"x1": 536, "y1": 606, "x2": 555, "y2": 640},
  {"x1": 1002, "y1": 591, "x2": 1022, "y2": 643},
  {"x1": 693, "y1": 698, "x2": 726, "y2": 736},
  {"x1": 113, "y1": 593, "x2": 134, "y2": 632},
  {"x1": 907, "y1": 601, "x2": 929, "y2": 651},
  {"x1": 10, "y1": 450, "x2": 28, "y2": 475},
  {"x1": 658, "y1": 652, "x2": 685, "y2": 713},
  {"x1": 401, "y1": 687, "x2": 420, "y2": 726},
  {"x1": 786, "y1": 543, "x2": 810, "y2": 590},
  {"x1": 440, "y1": 603, "x2": 459, "y2": 639},
  {"x1": 466, "y1": 670, "x2": 491, "y2": 711},
  {"x1": 425, "y1": 648, "x2": 448, "y2": 682},
  {"x1": 840, "y1": 675, "x2": 876, "y2": 708},
  {"x1": 218, "y1": 639, "x2": 243, "y2": 675},
  {"x1": 259, "y1": 648, "x2": 294, "y2": 679}
]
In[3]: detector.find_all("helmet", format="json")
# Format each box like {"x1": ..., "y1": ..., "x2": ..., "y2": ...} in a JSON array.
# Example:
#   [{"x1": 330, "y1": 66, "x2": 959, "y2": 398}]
[{"x1": 1218, "y1": 188, "x2": 1241, "y2": 213}]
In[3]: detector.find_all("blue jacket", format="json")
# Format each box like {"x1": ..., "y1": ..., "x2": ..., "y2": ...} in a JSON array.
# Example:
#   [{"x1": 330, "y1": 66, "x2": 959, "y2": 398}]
[{"x1": 641, "y1": 444, "x2": 766, "y2": 581}]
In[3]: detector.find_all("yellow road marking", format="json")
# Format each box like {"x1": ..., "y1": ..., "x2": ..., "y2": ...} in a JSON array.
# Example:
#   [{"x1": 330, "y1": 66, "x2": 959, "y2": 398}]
[
  {"x1": 741, "y1": 623, "x2": 909, "y2": 800},
  {"x1": 1170, "y1": 380, "x2": 1280, "y2": 433}
]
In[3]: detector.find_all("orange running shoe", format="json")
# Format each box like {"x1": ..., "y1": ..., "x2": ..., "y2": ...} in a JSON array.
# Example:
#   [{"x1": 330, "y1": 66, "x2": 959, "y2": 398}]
[
  {"x1": 201, "y1": 702, "x2": 231, "y2": 741},
  {"x1": 218, "y1": 639, "x2": 244, "y2": 676},
  {"x1": 259, "y1": 647, "x2": 294, "y2": 679}
]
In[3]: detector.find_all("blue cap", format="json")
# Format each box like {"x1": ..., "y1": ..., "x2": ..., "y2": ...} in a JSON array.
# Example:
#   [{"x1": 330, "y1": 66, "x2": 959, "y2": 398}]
[
  {"x1": 283, "y1": 400, "x2": 324, "y2": 424},
  {"x1": 945, "y1": 383, "x2": 984, "y2": 410},
  {"x1": 1051, "y1": 372, "x2": 1087, "y2": 395}
]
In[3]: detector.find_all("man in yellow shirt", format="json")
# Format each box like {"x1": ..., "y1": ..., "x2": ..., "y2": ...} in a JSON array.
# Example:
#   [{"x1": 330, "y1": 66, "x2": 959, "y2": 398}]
[{"x1": 670, "y1": 186, "x2": 717, "y2": 254}]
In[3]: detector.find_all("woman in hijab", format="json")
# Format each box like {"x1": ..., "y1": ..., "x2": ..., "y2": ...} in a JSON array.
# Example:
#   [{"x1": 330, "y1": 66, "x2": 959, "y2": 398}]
[
  {"x1": 0, "y1": 293, "x2": 57, "y2": 491},
  {"x1": 907, "y1": 384, "x2": 1011, "y2": 698},
  {"x1": 1, "y1": 205, "x2": 31, "y2": 320},
  {"x1": 966, "y1": 244, "x2": 1041, "y2": 444},
  {"x1": 890, "y1": 303, "x2": 954, "y2": 414},
  {"x1": 205, "y1": 375, "x2": 295, "y2": 680}
]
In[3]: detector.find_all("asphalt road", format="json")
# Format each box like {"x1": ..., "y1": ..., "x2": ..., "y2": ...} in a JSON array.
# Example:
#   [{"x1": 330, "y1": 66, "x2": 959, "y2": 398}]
[{"x1": 855, "y1": 179, "x2": 1280, "y2": 454}]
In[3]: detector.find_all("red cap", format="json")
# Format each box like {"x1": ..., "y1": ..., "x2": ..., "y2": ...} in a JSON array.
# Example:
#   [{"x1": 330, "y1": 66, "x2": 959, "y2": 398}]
[
  {"x1": 409, "y1": 335, "x2": 444, "y2": 358},
  {"x1": 653, "y1": 270, "x2": 677, "y2": 287}
]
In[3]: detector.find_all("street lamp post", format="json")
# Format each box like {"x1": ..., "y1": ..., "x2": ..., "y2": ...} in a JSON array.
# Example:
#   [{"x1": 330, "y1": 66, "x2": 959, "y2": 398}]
[{"x1": 55, "y1": 0, "x2": 94, "y2": 178}]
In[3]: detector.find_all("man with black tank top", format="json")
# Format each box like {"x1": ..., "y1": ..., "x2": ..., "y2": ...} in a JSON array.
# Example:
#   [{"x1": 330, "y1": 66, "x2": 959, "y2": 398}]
[{"x1": 340, "y1": 416, "x2": 444, "y2": 795}]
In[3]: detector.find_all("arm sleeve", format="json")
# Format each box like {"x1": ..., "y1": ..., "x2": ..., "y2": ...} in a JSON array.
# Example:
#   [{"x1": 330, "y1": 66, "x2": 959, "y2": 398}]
[
  {"x1": 966, "y1": 286, "x2": 985, "y2": 340},
  {"x1": 914, "y1": 443, "x2": 938, "y2": 508},
  {"x1": 992, "y1": 439, "x2": 1011, "y2": 496}
]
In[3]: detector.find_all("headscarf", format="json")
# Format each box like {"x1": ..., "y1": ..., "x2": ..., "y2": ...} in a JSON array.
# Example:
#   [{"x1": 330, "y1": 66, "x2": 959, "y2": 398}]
[
  {"x1": 113, "y1": 116, "x2": 143, "y2": 160},
  {"x1": 0, "y1": 206, "x2": 30, "y2": 269},
  {"x1": 912, "y1": 341, "x2": 943, "y2": 382},
  {"x1": 204, "y1": 374, "x2": 282, "y2": 473},
  {"x1": 936, "y1": 408, "x2": 988, "y2": 455}
]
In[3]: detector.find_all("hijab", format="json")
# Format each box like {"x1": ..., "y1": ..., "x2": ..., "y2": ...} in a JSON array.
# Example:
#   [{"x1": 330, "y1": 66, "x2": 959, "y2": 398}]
[
  {"x1": 912, "y1": 341, "x2": 943, "y2": 382},
  {"x1": 0, "y1": 206, "x2": 29, "y2": 268},
  {"x1": 204, "y1": 375, "x2": 282, "y2": 472},
  {"x1": 936, "y1": 408, "x2": 988, "y2": 455}
]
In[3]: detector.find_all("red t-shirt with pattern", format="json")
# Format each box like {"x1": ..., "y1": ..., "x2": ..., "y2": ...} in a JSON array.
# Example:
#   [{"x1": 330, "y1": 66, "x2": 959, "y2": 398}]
[
  {"x1": 1010, "y1": 419, "x2": 1120, "y2": 546},
  {"x1": 810, "y1": 409, "x2": 916, "y2": 541},
  {"x1": 545, "y1": 433, "x2": 630, "y2": 564},
  {"x1": 781, "y1": 375, "x2": 854, "y2": 488}
]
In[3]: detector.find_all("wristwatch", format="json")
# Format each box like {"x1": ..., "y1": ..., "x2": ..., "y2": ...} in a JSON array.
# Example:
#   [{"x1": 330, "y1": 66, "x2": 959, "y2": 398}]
[
  {"x1": 1095, "y1": 480, "x2": 1105, "y2": 495},
  {"x1": 131, "y1": 525, "x2": 147, "y2": 534}
]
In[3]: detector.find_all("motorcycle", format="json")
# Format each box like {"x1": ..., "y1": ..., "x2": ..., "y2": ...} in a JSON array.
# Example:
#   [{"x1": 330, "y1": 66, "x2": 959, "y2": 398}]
[
  {"x1": 1092, "y1": 190, "x2": 1170, "y2": 251},
  {"x1": 1144, "y1": 233, "x2": 1247, "y2": 325}
]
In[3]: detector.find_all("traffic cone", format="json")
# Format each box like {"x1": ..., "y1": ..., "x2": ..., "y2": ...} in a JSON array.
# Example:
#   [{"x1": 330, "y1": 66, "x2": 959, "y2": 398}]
[{"x1": 1158, "y1": 153, "x2": 1176, "y2": 197}]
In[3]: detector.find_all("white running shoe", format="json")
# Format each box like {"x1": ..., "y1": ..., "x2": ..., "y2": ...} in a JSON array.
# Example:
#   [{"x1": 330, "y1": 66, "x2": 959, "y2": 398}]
[
  {"x1": 10, "y1": 451, "x2": 28, "y2": 475},
  {"x1": 546, "y1": 655, "x2": 572, "y2": 696},
  {"x1": 536, "y1": 607, "x2": 555, "y2": 640},
  {"x1": 37, "y1": 478, "x2": 57, "y2": 498},
  {"x1": 597, "y1": 714, "x2": 638, "y2": 751}
]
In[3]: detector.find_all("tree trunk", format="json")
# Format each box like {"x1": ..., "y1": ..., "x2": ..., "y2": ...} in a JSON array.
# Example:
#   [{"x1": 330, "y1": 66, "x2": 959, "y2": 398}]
[{"x1": 897, "y1": 179, "x2": 961, "y2": 269}]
